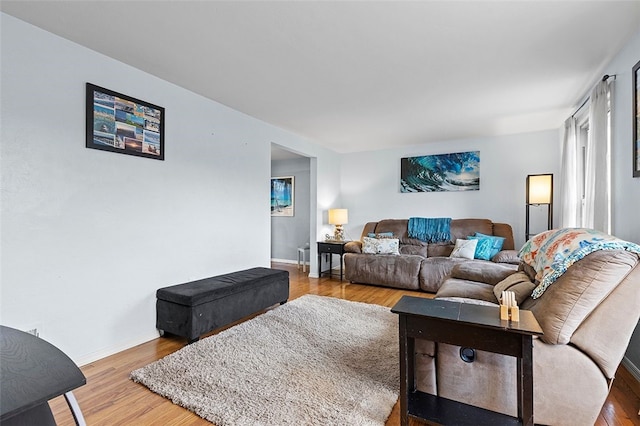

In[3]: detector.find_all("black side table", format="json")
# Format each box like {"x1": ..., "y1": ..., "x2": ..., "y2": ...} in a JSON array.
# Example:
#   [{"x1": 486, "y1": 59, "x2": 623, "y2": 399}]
[
  {"x1": 317, "y1": 241, "x2": 348, "y2": 280},
  {"x1": 0, "y1": 326, "x2": 87, "y2": 426},
  {"x1": 391, "y1": 296, "x2": 543, "y2": 426}
]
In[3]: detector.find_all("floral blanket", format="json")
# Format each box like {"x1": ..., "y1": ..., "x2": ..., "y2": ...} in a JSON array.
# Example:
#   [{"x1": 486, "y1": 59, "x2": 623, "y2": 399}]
[{"x1": 519, "y1": 228, "x2": 640, "y2": 299}]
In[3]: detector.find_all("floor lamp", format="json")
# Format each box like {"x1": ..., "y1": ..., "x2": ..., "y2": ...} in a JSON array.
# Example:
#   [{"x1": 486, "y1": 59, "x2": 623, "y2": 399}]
[{"x1": 525, "y1": 174, "x2": 553, "y2": 241}]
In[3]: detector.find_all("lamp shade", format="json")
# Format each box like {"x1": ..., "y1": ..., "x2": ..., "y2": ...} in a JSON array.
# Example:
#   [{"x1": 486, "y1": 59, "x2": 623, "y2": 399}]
[
  {"x1": 328, "y1": 209, "x2": 348, "y2": 225},
  {"x1": 527, "y1": 174, "x2": 553, "y2": 204}
]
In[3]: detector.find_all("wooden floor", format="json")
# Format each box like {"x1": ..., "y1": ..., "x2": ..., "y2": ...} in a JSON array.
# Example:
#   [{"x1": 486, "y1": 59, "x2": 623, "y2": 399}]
[{"x1": 49, "y1": 263, "x2": 640, "y2": 425}]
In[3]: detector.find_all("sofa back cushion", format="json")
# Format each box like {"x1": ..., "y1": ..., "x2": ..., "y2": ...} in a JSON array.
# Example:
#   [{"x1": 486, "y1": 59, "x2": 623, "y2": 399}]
[
  {"x1": 374, "y1": 219, "x2": 426, "y2": 246},
  {"x1": 400, "y1": 244, "x2": 429, "y2": 257},
  {"x1": 570, "y1": 262, "x2": 640, "y2": 379},
  {"x1": 522, "y1": 250, "x2": 638, "y2": 345},
  {"x1": 364, "y1": 218, "x2": 515, "y2": 254},
  {"x1": 359, "y1": 222, "x2": 379, "y2": 240},
  {"x1": 427, "y1": 243, "x2": 454, "y2": 257},
  {"x1": 493, "y1": 223, "x2": 515, "y2": 250},
  {"x1": 449, "y1": 219, "x2": 493, "y2": 242}
]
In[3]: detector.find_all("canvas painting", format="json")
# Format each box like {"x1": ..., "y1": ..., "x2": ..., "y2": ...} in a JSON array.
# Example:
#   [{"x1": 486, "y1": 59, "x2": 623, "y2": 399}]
[
  {"x1": 401, "y1": 151, "x2": 480, "y2": 192},
  {"x1": 271, "y1": 176, "x2": 294, "y2": 216}
]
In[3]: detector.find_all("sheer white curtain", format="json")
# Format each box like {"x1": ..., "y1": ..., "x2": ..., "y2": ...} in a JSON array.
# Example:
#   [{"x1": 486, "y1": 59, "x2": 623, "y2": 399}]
[
  {"x1": 583, "y1": 80, "x2": 613, "y2": 233},
  {"x1": 559, "y1": 116, "x2": 580, "y2": 227}
]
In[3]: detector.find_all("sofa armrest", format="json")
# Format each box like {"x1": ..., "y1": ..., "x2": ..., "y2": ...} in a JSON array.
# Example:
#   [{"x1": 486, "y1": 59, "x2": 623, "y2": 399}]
[
  {"x1": 344, "y1": 241, "x2": 362, "y2": 253},
  {"x1": 450, "y1": 262, "x2": 518, "y2": 285},
  {"x1": 491, "y1": 249, "x2": 520, "y2": 265}
]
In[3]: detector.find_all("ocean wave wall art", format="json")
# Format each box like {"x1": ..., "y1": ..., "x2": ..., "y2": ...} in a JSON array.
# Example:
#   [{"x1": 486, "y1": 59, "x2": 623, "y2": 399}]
[{"x1": 400, "y1": 151, "x2": 480, "y2": 192}]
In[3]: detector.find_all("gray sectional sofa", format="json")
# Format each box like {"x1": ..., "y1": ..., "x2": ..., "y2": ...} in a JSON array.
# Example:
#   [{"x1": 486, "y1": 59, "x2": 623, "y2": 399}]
[
  {"x1": 344, "y1": 218, "x2": 519, "y2": 292},
  {"x1": 415, "y1": 244, "x2": 640, "y2": 425}
]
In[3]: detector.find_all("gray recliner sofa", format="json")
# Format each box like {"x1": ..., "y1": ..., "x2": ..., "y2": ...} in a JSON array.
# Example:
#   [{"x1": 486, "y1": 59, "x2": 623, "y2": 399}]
[
  {"x1": 344, "y1": 218, "x2": 518, "y2": 292},
  {"x1": 414, "y1": 233, "x2": 640, "y2": 425}
]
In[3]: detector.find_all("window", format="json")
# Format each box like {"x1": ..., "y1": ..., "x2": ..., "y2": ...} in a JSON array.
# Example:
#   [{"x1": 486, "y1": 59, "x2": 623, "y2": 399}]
[
  {"x1": 576, "y1": 106, "x2": 589, "y2": 217},
  {"x1": 561, "y1": 80, "x2": 612, "y2": 233}
]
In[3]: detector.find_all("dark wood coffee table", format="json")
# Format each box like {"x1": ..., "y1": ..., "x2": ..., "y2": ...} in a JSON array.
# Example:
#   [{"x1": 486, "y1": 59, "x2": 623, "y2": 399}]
[{"x1": 391, "y1": 296, "x2": 543, "y2": 426}]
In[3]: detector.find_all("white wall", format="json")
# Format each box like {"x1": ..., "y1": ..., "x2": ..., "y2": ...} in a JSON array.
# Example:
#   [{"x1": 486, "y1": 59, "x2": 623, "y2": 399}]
[
  {"x1": 599, "y1": 29, "x2": 640, "y2": 376},
  {"x1": 608, "y1": 30, "x2": 640, "y2": 248},
  {"x1": 340, "y1": 130, "x2": 561, "y2": 248},
  {"x1": 0, "y1": 13, "x2": 340, "y2": 364},
  {"x1": 3, "y1": 11, "x2": 637, "y2": 376}
]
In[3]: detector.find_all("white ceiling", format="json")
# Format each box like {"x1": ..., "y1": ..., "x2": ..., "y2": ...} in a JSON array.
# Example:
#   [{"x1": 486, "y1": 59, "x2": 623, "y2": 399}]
[{"x1": 2, "y1": 1, "x2": 639, "y2": 154}]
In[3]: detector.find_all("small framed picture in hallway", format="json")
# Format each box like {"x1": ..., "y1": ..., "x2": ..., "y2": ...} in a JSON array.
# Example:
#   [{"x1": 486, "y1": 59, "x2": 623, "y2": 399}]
[
  {"x1": 271, "y1": 176, "x2": 294, "y2": 216},
  {"x1": 633, "y1": 59, "x2": 640, "y2": 177}
]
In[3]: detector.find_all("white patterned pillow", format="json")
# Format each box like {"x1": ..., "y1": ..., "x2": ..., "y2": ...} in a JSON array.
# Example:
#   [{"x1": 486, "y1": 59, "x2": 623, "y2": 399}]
[
  {"x1": 449, "y1": 238, "x2": 478, "y2": 259},
  {"x1": 362, "y1": 237, "x2": 400, "y2": 255}
]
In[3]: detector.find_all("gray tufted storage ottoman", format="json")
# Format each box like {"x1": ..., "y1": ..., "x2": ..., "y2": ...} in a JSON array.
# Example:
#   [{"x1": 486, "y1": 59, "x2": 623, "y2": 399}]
[{"x1": 156, "y1": 267, "x2": 289, "y2": 343}]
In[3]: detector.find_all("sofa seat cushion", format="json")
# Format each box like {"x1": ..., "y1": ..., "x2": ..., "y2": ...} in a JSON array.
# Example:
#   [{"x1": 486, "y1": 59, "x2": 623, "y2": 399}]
[
  {"x1": 419, "y1": 257, "x2": 468, "y2": 292},
  {"x1": 418, "y1": 257, "x2": 515, "y2": 292},
  {"x1": 449, "y1": 261, "x2": 518, "y2": 285},
  {"x1": 435, "y1": 278, "x2": 497, "y2": 303},
  {"x1": 344, "y1": 253, "x2": 422, "y2": 290}
]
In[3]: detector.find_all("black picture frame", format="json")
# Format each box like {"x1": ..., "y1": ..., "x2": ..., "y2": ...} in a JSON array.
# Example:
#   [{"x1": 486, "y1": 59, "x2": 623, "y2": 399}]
[
  {"x1": 86, "y1": 83, "x2": 164, "y2": 160},
  {"x1": 633, "y1": 60, "x2": 640, "y2": 177}
]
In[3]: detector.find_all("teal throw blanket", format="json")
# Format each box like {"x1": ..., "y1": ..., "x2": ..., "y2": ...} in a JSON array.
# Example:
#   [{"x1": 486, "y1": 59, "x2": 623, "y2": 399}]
[{"x1": 408, "y1": 217, "x2": 451, "y2": 243}]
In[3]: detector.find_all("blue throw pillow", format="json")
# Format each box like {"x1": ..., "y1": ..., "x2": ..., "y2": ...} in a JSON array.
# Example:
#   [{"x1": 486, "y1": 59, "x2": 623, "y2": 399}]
[
  {"x1": 467, "y1": 236, "x2": 494, "y2": 260},
  {"x1": 474, "y1": 232, "x2": 506, "y2": 258}
]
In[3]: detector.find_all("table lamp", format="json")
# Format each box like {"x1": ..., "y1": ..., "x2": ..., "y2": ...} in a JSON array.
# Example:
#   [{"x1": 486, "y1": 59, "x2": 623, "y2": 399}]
[{"x1": 328, "y1": 209, "x2": 348, "y2": 241}]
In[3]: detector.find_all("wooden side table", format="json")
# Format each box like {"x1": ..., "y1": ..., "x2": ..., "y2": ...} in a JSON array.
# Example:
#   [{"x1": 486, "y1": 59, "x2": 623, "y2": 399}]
[
  {"x1": 391, "y1": 296, "x2": 543, "y2": 426},
  {"x1": 317, "y1": 241, "x2": 348, "y2": 280}
]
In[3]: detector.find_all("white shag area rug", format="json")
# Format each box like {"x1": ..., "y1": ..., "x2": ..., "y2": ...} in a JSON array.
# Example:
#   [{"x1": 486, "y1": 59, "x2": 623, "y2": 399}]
[{"x1": 130, "y1": 295, "x2": 399, "y2": 426}]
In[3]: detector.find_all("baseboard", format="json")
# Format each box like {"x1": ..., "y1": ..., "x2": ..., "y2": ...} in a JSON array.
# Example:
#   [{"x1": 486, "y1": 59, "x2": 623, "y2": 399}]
[
  {"x1": 270, "y1": 258, "x2": 299, "y2": 265},
  {"x1": 75, "y1": 330, "x2": 160, "y2": 367},
  {"x1": 621, "y1": 357, "x2": 640, "y2": 398}
]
